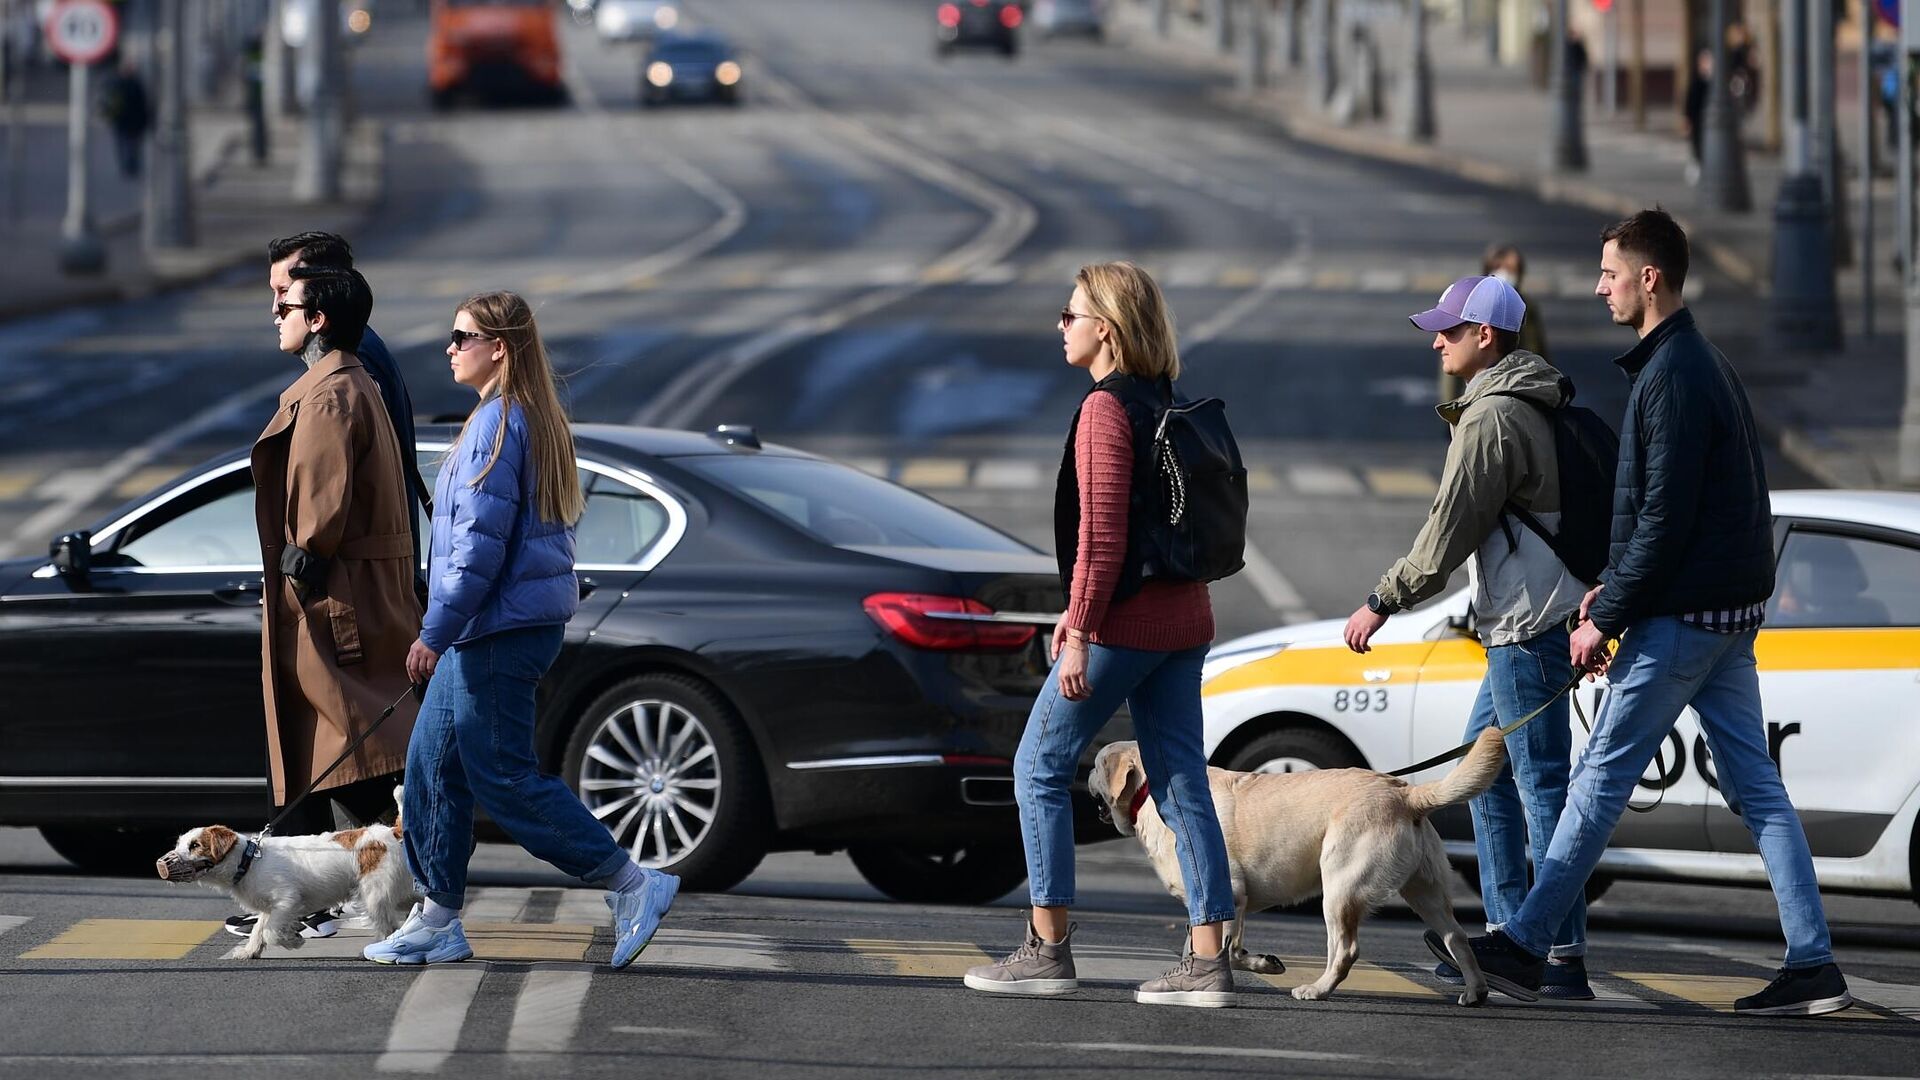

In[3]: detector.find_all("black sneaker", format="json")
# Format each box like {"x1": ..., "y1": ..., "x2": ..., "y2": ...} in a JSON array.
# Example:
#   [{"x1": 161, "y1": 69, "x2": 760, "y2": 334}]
[
  {"x1": 1540, "y1": 957, "x2": 1595, "y2": 1001},
  {"x1": 1425, "y1": 929, "x2": 1543, "y2": 1002},
  {"x1": 221, "y1": 911, "x2": 338, "y2": 939},
  {"x1": 1432, "y1": 959, "x2": 1464, "y2": 985},
  {"x1": 1734, "y1": 963, "x2": 1854, "y2": 1017}
]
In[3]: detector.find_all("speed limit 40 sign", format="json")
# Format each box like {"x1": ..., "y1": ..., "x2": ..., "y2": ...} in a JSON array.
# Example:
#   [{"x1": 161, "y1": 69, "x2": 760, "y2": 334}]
[{"x1": 45, "y1": 0, "x2": 119, "y2": 66}]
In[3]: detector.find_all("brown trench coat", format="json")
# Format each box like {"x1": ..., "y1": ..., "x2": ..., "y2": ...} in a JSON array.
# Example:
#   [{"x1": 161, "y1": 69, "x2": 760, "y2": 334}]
[{"x1": 252, "y1": 350, "x2": 422, "y2": 805}]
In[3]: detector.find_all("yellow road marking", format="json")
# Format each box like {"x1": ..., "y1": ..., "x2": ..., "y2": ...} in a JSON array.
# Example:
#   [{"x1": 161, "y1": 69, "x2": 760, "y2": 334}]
[
  {"x1": 529, "y1": 273, "x2": 573, "y2": 293},
  {"x1": 1257, "y1": 957, "x2": 1444, "y2": 999},
  {"x1": 721, "y1": 268, "x2": 765, "y2": 288},
  {"x1": 1216, "y1": 266, "x2": 1262, "y2": 288},
  {"x1": 627, "y1": 275, "x2": 660, "y2": 291},
  {"x1": 1364, "y1": 467, "x2": 1438, "y2": 499},
  {"x1": 1247, "y1": 466, "x2": 1279, "y2": 493},
  {"x1": 897, "y1": 458, "x2": 970, "y2": 489},
  {"x1": 0, "y1": 471, "x2": 40, "y2": 499},
  {"x1": 1410, "y1": 271, "x2": 1456, "y2": 293},
  {"x1": 846, "y1": 938, "x2": 990, "y2": 978},
  {"x1": 1311, "y1": 269, "x2": 1357, "y2": 291},
  {"x1": 23, "y1": 919, "x2": 222, "y2": 960},
  {"x1": 1615, "y1": 972, "x2": 1884, "y2": 1020},
  {"x1": 115, "y1": 467, "x2": 185, "y2": 499},
  {"x1": 465, "y1": 921, "x2": 597, "y2": 962}
]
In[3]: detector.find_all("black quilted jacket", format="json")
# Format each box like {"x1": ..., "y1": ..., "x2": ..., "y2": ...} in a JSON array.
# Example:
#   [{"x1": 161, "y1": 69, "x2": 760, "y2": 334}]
[{"x1": 1586, "y1": 308, "x2": 1775, "y2": 636}]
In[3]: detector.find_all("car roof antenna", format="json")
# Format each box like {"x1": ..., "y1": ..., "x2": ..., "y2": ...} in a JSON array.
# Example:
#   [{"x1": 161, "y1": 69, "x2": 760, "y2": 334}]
[{"x1": 709, "y1": 424, "x2": 761, "y2": 450}]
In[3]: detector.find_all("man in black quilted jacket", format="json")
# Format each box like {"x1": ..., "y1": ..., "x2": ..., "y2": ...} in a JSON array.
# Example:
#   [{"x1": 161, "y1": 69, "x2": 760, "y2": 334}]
[{"x1": 1434, "y1": 209, "x2": 1853, "y2": 1018}]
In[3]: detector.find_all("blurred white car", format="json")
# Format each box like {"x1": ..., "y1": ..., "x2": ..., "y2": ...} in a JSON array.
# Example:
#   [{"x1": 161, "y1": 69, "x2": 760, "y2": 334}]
[
  {"x1": 1034, "y1": 0, "x2": 1104, "y2": 37},
  {"x1": 596, "y1": 0, "x2": 677, "y2": 43},
  {"x1": 1200, "y1": 490, "x2": 1920, "y2": 906}
]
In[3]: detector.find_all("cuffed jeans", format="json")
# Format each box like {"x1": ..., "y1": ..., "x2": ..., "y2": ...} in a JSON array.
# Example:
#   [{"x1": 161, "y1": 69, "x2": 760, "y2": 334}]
[
  {"x1": 1465, "y1": 626, "x2": 1586, "y2": 959},
  {"x1": 402, "y1": 624, "x2": 627, "y2": 909},
  {"x1": 1014, "y1": 642, "x2": 1235, "y2": 926},
  {"x1": 1504, "y1": 617, "x2": 1834, "y2": 969}
]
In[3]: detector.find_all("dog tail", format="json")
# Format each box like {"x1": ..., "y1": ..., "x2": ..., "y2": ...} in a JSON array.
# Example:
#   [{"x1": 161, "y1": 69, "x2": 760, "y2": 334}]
[{"x1": 1401, "y1": 727, "x2": 1507, "y2": 816}]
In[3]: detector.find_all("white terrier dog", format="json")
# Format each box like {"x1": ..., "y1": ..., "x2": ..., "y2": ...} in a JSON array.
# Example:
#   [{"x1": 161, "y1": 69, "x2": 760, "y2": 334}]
[{"x1": 157, "y1": 788, "x2": 415, "y2": 960}]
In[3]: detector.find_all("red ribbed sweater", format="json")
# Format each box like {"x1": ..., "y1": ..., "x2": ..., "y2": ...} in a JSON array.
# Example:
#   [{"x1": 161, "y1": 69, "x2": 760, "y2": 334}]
[{"x1": 1065, "y1": 391, "x2": 1214, "y2": 651}]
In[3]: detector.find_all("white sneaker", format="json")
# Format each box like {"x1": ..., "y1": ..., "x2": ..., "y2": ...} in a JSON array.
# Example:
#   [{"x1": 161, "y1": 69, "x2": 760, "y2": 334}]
[{"x1": 361, "y1": 904, "x2": 473, "y2": 965}]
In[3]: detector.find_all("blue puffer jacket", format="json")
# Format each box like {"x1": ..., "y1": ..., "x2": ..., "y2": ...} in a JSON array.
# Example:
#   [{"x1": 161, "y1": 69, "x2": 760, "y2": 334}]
[{"x1": 420, "y1": 397, "x2": 578, "y2": 653}]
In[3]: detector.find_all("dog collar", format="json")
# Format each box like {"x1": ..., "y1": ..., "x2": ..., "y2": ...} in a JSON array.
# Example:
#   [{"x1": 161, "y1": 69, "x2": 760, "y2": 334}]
[
  {"x1": 232, "y1": 835, "x2": 263, "y2": 885},
  {"x1": 1126, "y1": 785, "x2": 1151, "y2": 827}
]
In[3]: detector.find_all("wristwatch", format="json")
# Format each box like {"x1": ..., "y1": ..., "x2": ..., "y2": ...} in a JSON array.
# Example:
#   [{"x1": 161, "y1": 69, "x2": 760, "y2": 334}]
[{"x1": 1365, "y1": 592, "x2": 1389, "y2": 615}]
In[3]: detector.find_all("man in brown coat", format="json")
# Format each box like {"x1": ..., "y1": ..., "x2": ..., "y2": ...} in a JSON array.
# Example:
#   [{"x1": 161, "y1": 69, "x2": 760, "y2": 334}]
[{"x1": 252, "y1": 264, "x2": 421, "y2": 837}]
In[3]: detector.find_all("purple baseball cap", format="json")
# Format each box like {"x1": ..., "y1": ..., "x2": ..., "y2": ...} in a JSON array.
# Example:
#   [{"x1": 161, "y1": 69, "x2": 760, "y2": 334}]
[{"x1": 1408, "y1": 275, "x2": 1526, "y2": 333}]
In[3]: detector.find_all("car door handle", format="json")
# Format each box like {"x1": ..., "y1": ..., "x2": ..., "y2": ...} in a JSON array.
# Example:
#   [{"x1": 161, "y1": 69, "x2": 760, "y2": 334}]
[
  {"x1": 578, "y1": 576, "x2": 597, "y2": 601},
  {"x1": 214, "y1": 580, "x2": 264, "y2": 606}
]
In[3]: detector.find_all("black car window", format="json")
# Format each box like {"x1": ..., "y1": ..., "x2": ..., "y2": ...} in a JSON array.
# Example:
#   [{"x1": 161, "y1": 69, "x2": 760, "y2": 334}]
[
  {"x1": 654, "y1": 42, "x2": 725, "y2": 61},
  {"x1": 417, "y1": 451, "x2": 670, "y2": 565},
  {"x1": 1767, "y1": 530, "x2": 1920, "y2": 628},
  {"x1": 112, "y1": 468, "x2": 259, "y2": 570},
  {"x1": 681, "y1": 455, "x2": 1027, "y2": 552}
]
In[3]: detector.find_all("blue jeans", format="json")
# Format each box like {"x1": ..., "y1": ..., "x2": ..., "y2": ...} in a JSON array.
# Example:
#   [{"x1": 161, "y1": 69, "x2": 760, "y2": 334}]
[
  {"x1": 1504, "y1": 617, "x2": 1834, "y2": 969},
  {"x1": 1465, "y1": 626, "x2": 1586, "y2": 959},
  {"x1": 1015, "y1": 643, "x2": 1235, "y2": 926},
  {"x1": 402, "y1": 624, "x2": 627, "y2": 909}
]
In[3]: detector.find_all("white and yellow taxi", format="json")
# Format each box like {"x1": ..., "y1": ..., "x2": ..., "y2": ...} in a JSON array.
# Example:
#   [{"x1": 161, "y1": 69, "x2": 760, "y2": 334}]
[{"x1": 1201, "y1": 490, "x2": 1920, "y2": 906}]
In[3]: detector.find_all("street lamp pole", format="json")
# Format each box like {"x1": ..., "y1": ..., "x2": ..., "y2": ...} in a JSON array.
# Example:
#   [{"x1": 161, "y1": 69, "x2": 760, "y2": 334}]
[
  {"x1": 294, "y1": 0, "x2": 341, "y2": 202},
  {"x1": 58, "y1": 57, "x2": 104, "y2": 273},
  {"x1": 1238, "y1": 0, "x2": 1270, "y2": 91},
  {"x1": 1309, "y1": 0, "x2": 1336, "y2": 109},
  {"x1": 1699, "y1": 0, "x2": 1752, "y2": 210},
  {"x1": 1770, "y1": 0, "x2": 1841, "y2": 351},
  {"x1": 1549, "y1": 0, "x2": 1587, "y2": 170},
  {"x1": 146, "y1": 0, "x2": 195, "y2": 250},
  {"x1": 1399, "y1": 0, "x2": 1435, "y2": 141}
]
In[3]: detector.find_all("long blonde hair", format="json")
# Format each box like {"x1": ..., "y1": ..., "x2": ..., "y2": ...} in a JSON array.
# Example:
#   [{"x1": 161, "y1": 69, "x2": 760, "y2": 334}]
[
  {"x1": 453, "y1": 291, "x2": 585, "y2": 526},
  {"x1": 1075, "y1": 261, "x2": 1182, "y2": 381}
]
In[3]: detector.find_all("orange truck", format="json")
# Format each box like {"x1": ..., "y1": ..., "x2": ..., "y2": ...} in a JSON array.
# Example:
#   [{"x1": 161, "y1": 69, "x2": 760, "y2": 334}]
[{"x1": 428, "y1": 0, "x2": 567, "y2": 108}]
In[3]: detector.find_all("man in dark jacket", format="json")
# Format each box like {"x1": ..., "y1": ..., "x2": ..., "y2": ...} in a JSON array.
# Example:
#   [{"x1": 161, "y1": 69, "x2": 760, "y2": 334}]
[
  {"x1": 1440, "y1": 210, "x2": 1852, "y2": 1018},
  {"x1": 269, "y1": 233, "x2": 430, "y2": 593}
]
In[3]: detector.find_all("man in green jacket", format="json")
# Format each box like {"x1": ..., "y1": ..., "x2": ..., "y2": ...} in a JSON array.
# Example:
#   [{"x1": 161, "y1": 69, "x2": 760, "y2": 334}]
[{"x1": 1342, "y1": 274, "x2": 1593, "y2": 999}]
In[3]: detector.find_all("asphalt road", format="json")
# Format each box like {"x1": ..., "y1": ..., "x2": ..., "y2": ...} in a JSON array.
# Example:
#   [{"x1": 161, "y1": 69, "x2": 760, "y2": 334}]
[{"x1": 0, "y1": 1, "x2": 1886, "y2": 1076}]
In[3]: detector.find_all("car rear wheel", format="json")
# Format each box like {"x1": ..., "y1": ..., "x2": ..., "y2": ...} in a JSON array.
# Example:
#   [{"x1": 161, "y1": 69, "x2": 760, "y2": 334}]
[
  {"x1": 563, "y1": 673, "x2": 770, "y2": 893},
  {"x1": 1222, "y1": 726, "x2": 1365, "y2": 775},
  {"x1": 848, "y1": 839, "x2": 1028, "y2": 905},
  {"x1": 40, "y1": 825, "x2": 185, "y2": 876}
]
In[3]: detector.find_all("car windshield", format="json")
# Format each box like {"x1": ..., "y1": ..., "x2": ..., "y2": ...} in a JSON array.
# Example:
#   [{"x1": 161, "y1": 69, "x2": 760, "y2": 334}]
[
  {"x1": 655, "y1": 42, "x2": 725, "y2": 61},
  {"x1": 682, "y1": 455, "x2": 1028, "y2": 552},
  {"x1": 445, "y1": 0, "x2": 546, "y2": 8}
]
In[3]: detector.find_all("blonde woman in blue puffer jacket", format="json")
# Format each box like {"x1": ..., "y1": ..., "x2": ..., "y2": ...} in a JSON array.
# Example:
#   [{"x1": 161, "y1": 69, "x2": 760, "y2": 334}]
[{"x1": 363, "y1": 291, "x2": 678, "y2": 969}]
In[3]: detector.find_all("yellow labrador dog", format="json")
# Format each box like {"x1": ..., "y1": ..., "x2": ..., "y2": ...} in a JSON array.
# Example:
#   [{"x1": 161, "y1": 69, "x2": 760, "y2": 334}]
[{"x1": 1091, "y1": 727, "x2": 1506, "y2": 1006}]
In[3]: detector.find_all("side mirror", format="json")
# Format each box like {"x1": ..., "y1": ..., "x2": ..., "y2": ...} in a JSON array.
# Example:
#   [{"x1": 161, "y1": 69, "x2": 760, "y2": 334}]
[{"x1": 50, "y1": 530, "x2": 92, "y2": 589}]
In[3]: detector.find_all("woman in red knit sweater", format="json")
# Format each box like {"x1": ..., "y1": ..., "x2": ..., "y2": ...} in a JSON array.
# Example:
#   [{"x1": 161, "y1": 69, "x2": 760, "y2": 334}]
[{"x1": 962, "y1": 262, "x2": 1237, "y2": 1008}]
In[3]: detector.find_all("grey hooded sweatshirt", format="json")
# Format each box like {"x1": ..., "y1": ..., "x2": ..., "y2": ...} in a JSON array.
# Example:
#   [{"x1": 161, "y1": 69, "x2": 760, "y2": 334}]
[{"x1": 1373, "y1": 350, "x2": 1587, "y2": 646}]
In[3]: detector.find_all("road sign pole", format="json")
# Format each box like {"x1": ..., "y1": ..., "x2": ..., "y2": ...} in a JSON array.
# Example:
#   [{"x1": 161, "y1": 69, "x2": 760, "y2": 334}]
[{"x1": 59, "y1": 57, "x2": 104, "y2": 273}]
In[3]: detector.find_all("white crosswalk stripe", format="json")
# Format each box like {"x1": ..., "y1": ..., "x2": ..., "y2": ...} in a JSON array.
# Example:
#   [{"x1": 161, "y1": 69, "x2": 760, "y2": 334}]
[
  {"x1": 377, "y1": 967, "x2": 487, "y2": 1073},
  {"x1": 507, "y1": 967, "x2": 596, "y2": 1055}
]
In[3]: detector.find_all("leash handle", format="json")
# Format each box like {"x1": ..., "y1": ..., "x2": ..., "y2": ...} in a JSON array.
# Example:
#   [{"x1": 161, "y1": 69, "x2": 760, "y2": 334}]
[{"x1": 260, "y1": 682, "x2": 421, "y2": 838}]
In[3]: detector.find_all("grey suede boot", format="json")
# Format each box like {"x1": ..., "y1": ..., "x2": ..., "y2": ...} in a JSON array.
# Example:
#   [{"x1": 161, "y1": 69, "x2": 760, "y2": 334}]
[{"x1": 1134, "y1": 938, "x2": 1235, "y2": 1008}]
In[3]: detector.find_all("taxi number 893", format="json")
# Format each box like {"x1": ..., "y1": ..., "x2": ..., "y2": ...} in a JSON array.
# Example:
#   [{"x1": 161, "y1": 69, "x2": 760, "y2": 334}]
[{"x1": 1333, "y1": 689, "x2": 1388, "y2": 712}]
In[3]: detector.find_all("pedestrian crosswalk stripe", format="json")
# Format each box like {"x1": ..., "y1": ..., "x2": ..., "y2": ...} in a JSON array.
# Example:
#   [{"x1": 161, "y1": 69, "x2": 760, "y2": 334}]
[
  {"x1": 1215, "y1": 266, "x2": 1263, "y2": 288},
  {"x1": 1311, "y1": 269, "x2": 1358, "y2": 291},
  {"x1": 846, "y1": 938, "x2": 990, "y2": 978},
  {"x1": 1288, "y1": 464, "x2": 1364, "y2": 496},
  {"x1": 507, "y1": 968, "x2": 594, "y2": 1055},
  {"x1": 974, "y1": 460, "x2": 1045, "y2": 490},
  {"x1": 22, "y1": 918, "x2": 222, "y2": 960},
  {"x1": 377, "y1": 967, "x2": 486, "y2": 1073},
  {"x1": 464, "y1": 887, "x2": 534, "y2": 922},
  {"x1": 465, "y1": 921, "x2": 597, "y2": 963},
  {"x1": 553, "y1": 889, "x2": 609, "y2": 926},
  {"x1": 1364, "y1": 467, "x2": 1438, "y2": 499},
  {"x1": 1614, "y1": 972, "x2": 1885, "y2": 1020},
  {"x1": 645, "y1": 928, "x2": 792, "y2": 972},
  {"x1": 1256, "y1": 957, "x2": 1445, "y2": 999},
  {"x1": 114, "y1": 466, "x2": 184, "y2": 499},
  {"x1": 0, "y1": 916, "x2": 28, "y2": 938}
]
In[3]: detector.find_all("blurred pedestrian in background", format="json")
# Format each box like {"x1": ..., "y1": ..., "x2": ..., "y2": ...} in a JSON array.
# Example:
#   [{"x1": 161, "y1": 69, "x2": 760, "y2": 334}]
[
  {"x1": 100, "y1": 58, "x2": 151, "y2": 180},
  {"x1": 366, "y1": 291, "x2": 677, "y2": 968},
  {"x1": 963, "y1": 262, "x2": 1238, "y2": 1009}
]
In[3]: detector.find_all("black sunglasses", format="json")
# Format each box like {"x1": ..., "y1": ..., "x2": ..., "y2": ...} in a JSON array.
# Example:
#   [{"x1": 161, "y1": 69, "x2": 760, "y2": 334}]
[
  {"x1": 274, "y1": 301, "x2": 312, "y2": 320},
  {"x1": 449, "y1": 329, "x2": 496, "y2": 351},
  {"x1": 1058, "y1": 308, "x2": 1103, "y2": 331}
]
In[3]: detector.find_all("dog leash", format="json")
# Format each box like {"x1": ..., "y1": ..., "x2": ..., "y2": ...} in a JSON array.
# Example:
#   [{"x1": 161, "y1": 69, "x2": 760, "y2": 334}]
[
  {"x1": 1569, "y1": 687, "x2": 1666, "y2": 815},
  {"x1": 1385, "y1": 671, "x2": 1588, "y2": 778},
  {"x1": 232, "y1": 682, "x2": 422, "y2": 886}
]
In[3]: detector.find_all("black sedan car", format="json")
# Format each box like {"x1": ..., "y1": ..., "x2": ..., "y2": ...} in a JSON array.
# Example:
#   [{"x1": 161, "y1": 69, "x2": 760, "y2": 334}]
[
  {"x1": 0, "y1": 424, "x2": 1100, "y2": 904},
  {"x1": 641, "y1": 29, "x2": 743, "y2": 106},
  {"x1": 935, "y1": 0, "x2": 1021, "y2": 57}
]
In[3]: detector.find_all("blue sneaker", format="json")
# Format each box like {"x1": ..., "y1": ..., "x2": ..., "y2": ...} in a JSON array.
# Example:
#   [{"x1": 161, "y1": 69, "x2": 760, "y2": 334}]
[
  {"x1": 607, "y1": 869, "x2": 679, "y2": 969},
  {"x1": 362, "y1": 904, "x2": 474, "y2": 965}
]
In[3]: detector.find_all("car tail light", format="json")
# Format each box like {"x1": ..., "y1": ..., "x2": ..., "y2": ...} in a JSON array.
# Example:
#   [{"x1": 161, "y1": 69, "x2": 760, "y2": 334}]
[
  {"x1": 999, "y1": 3, "x2": 1022, "y2": 27},
  {"x1": 969, "y1": 0, "x2": 989, "y2": 6},
  {"x1": 863, "y1": 593, "x2": 1037, "y2": 652},
  {"x1": 937, "y1": 3, "x2": 960, "y2": 26}
]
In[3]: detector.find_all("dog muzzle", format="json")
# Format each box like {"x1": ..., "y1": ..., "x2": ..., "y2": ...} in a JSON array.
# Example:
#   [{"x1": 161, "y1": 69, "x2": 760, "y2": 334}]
[{"x1": 155, "y1": 851, "x2": 211, "y2": 882}]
